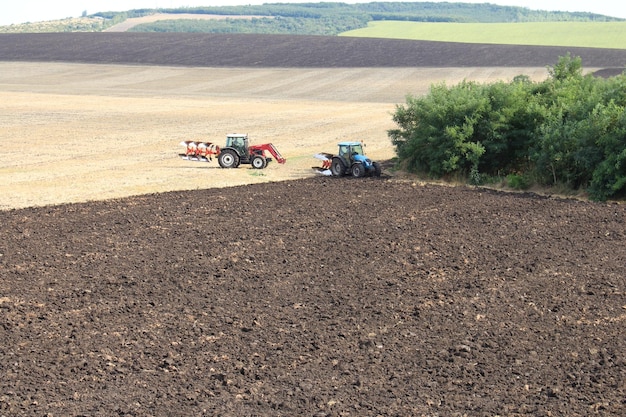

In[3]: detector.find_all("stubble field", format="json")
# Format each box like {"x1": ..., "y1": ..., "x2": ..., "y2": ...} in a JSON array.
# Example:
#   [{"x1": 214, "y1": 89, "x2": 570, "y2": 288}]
[{"x1": 0, "y1": 61, "x2": 553, "y2": 210}]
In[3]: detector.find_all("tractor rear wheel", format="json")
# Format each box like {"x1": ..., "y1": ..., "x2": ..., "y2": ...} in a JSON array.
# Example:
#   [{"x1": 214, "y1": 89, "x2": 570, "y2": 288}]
[
  {"x1": 351, "y1": 162, "x2": 365, "y2": 178},
  {"x1": 251, "y1": 155, "x2": 267, "y2": 169},
  {"x1": 330, "y1": 157, "x2": 346, "y2": 177},
  {"x1": 218, "y1": 149, "x2": 239, "y2": 168}
]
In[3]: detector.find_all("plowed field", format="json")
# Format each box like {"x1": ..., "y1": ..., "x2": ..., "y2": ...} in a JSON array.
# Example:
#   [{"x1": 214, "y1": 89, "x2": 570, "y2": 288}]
[
  {"x1": 1, "y1": 34, "x2": 625, "y2": 416},
  {"x1": 2, "y1": 178, "x2": 624, "y2": 416}
]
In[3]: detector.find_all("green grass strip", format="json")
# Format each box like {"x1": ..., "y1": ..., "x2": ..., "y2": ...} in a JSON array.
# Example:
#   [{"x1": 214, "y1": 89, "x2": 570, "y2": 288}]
[{"x1": 340, "y1": 21, "x2": 626, "y2": 49}]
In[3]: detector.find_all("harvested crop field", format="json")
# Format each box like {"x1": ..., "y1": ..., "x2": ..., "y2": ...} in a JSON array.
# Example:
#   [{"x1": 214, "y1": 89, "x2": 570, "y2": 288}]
[{"x1": 1, "y1": 33, "x2": 625, "y2": 416}]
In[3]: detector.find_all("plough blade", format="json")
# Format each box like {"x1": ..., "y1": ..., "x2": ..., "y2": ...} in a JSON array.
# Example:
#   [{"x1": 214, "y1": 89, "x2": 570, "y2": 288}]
[{"x1": 313, "y1": 167, "x2": 332, "y2": 176}]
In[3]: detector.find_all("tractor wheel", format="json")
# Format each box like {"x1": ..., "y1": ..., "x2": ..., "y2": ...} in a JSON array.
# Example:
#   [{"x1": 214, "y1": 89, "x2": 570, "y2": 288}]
[
  {"x1": 218, "y1": 149, "x2": 239, "y2": 168},
  {"x1": 330, "y1": 157, "x2": 346, "y2": 177},
  {"x1": 351, "y1": 162, "x2": 365, "y2": 178},
  {"x1": 372, "y1": 161, "x2": 382, "y2": 177},
  {"x1": 251, "y1": 155, "x2": 267, "y2": 169}
]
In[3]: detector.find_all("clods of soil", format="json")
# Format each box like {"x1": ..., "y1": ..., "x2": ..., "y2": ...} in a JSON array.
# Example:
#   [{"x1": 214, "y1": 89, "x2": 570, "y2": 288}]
[{"x1": 1, "y1": 177, "x2": 624, "y2": 416}]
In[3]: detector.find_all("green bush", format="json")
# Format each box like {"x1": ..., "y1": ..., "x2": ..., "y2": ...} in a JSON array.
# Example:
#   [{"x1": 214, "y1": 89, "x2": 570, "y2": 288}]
[
  {"x1": 506, "y1": 173, "x2": 530, "y2": 190},
  {"x1": 389, "y1": 55, "x2": 626, "y2": 201}
]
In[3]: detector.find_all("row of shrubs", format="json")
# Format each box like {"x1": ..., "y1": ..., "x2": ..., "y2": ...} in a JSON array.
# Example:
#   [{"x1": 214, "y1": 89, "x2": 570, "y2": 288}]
[{"x1": 389, "y1": 55, "x2": 626, "y2": 200}]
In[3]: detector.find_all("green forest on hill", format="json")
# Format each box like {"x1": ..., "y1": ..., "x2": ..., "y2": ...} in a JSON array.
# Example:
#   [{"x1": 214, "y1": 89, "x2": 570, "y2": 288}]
[
  {"x1": 2, "y1": 2, "x2": 621, "y2": 34},
  {"x1": 114, "y1": 2, "x2": 622, "y2": 35}
]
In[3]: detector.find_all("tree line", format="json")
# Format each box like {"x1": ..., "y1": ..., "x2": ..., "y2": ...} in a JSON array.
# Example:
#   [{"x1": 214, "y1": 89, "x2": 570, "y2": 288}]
[
  {"x1": 126, "y1": 16, "x2": 369, "y2": 35},
  {"x1": 389, "y1": 55, "x2": 626, "y2": 201}
]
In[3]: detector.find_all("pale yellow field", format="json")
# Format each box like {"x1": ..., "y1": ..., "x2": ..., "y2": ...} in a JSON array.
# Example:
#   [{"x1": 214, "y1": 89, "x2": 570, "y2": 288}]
[{"x1": 0, "y1": 62, "x2": 557, "y2": 210}]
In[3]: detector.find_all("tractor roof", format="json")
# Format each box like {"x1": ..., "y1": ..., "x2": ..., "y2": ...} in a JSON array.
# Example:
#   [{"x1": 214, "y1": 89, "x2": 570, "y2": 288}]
[
  {"x1": 227, "y1": 133, "x2": 248, "y2": 138},
  {"x1": 338, "y1": 141, "x2": 363, "y2": 146}
]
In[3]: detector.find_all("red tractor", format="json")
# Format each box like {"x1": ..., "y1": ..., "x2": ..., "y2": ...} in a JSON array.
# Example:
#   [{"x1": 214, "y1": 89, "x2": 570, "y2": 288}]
[{"x1": 180, "y1": 133, "x2": 285, "y2": 169}]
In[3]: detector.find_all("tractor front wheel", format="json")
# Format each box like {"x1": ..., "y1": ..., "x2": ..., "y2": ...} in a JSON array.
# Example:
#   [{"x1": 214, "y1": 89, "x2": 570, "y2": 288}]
[
  {"x1": 331, "y1": 157, "x2": 346, "y2": 177},
  {"x1": 351, "y1": 162, "x2": 365, "y2": 178},
  {"x1": 218, "y1": 149, "x2": 239, "y2": 168},
  {"x1": 251, "y1": 155, "x2": 267, "y2": 169}
]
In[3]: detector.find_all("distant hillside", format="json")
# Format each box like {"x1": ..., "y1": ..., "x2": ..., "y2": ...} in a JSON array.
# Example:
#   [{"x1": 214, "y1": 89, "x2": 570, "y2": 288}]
[{"x1": 1, "y1": 2, "x2": 623, "y2": 34}]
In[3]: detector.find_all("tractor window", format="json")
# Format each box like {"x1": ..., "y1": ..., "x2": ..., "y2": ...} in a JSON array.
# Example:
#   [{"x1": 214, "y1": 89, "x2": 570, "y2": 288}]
[
  {"x1": 230, "y1": 137, "x2": 246, "y2": 154},
  {"x1": 351, "y1": 145, "x2": 364, "y2": 156}
]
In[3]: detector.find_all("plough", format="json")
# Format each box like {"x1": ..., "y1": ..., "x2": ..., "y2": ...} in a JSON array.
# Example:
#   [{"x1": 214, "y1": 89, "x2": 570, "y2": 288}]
[
  {"x1": 179, "y1": 141, "x2": 220, "y2": 162},
  {"x1": 313, "y1": 152, "x2": 334, "y2": 176}
]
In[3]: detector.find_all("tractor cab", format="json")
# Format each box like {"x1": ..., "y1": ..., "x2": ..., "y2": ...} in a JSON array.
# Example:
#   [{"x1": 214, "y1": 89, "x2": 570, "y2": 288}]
[
  {"x1": 338, "y1": 142, "x2": 365, "y2": 164},
  {"x1": 339, "y1": 142, "x2": 367, "y2": 167},
  {"x1": 225, "y1": 134, "x2": 249, "y2": 155}
]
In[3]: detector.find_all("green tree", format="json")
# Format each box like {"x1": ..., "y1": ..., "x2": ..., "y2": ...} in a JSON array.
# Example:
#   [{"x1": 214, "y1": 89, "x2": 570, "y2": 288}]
[
  {"x1": 389, "y1": 81, "x2": 489, "y2": 177},
  {"x1": 473, "y1": 79, "x2": 542, "y2": 175},
  {"x1": 588, "y1": 100, "x2": 626, "y2": 200},
  {"x1": 389, "y1": 79, "x2": 539, "y2": 181},
  {"x1": 546, "y1": 53, "x2": 583, "y2": 81},
  {"x1": 531, "y1": 56, "x2": 617, "y2": 190}
]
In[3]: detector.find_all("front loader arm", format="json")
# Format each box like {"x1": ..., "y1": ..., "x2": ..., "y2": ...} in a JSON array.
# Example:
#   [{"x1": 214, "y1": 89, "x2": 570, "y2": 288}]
[{"x1": 251, "y1": 143, "x2": 286, "y2": 164}]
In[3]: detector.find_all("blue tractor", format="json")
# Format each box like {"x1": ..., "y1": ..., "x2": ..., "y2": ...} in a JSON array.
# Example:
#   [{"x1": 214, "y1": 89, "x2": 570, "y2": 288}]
[{"x1": 315, "y1": 141, "x2": 381, "y2": 178}]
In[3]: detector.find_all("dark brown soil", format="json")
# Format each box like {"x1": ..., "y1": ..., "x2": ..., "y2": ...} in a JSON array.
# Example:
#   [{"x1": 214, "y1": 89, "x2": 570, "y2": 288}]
[
  {"x1": 1, "y1": 177, "x2": 624, "y2": 416},
  {"x1": 1, "y1": 32, "x2": 626, "y2": 69}
]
